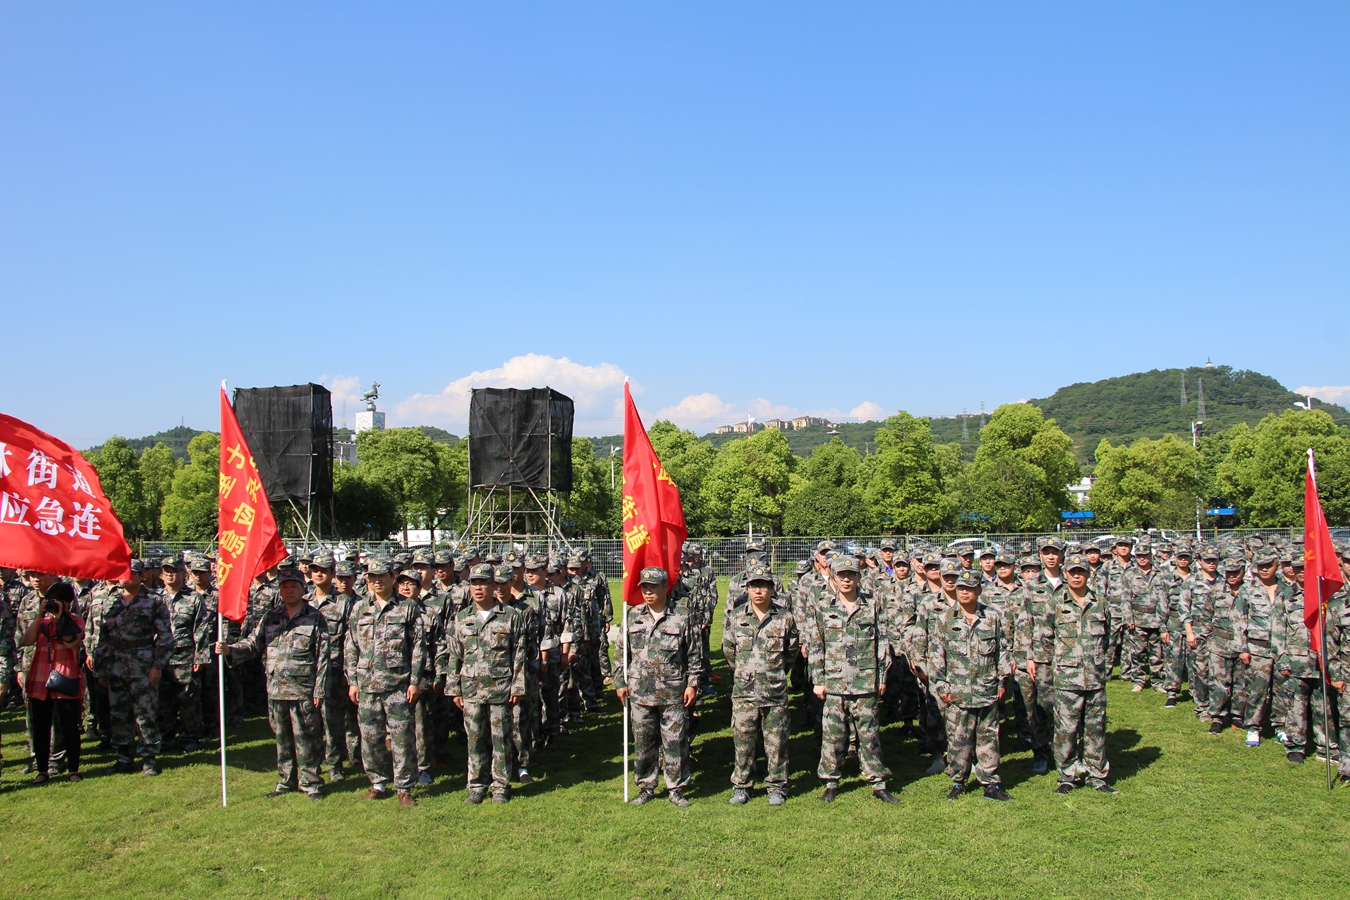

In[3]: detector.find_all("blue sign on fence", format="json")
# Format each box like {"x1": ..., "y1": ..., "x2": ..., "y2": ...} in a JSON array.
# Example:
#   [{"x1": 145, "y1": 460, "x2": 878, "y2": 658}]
[
  {"x1": 1060, "y1": 511, "x2": 1096, "y2": 519},
  {"x1": 1205, "y1": 508, "x2": 1237, "y2": 516}
]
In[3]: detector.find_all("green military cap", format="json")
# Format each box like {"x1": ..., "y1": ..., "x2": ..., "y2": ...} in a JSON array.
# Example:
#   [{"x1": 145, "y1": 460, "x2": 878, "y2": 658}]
[
  {"x1": 638, "y1": 566, "x2": 668, "y2": 585},
  {"x1": 468, "y1": 563, "x2": 494, "y2": 580},
  {"x1": 412, "y1": 548, "x2": 435, "y2": 566},
  {"x1": 879, "y1": 538, "x2": 898, "y2": 551},
  {"x1": 310, "y1": 553, "x2": 335, "y2": 569},
  {"x1": 365, "y1": 558, "x2": 395, "y2": 575},
  {"x1": 524, "y1": 553, "x2": 547, "y2": 569},
  {"x1": 745, "y1": 541, "x2": 767, "y2": 556},
  {"x1": 1113, "y1": 536, "x2": 1134, "y2": 548},
  {"x1": 393, "y1": 551, "x2": 413, "y2": 565},
  {"x1": 1222, "y1": 557, "x2": 1247, "y2": 573},
  {"x1": 1254, "y1": 548, "x2": 1280, "y2": 566},
  {"x1": 1064, "y1": 553, "x2": 1090, "y2": 573},
  {"x1": 1017, "y1": 555, "x2": 1043, "y2": 569},
  {"x1": 160, "y1": 554, "x2": 183, "y2": 570},
  {"x1": 546, "y1": 559, "x2": 563, "y2": 574},
  {"x1": 566, "y1": 554, "x2": 584, "y2": 568},
  {"x1": 922, "y1": 551, "x2": 944, "y2": 567},
  {"x1": 954, "y1": 570, "x2": 982, "y2": 589},
  {"x1": 1039, "y1": 536, "x2": 1067, "y2": 552},
  {"x1": 128, "y1": 559, "x2": 146, "y2": 574},
  {"x1": 277, "y1": 567, "x2": 305, "y2": 586},
  {"x1": 297, "y1": 551, "x2": 314, "y2": 565},
  {"x1": 978, "y1": 546, "x2": 997, "y2": 559},
  {"x1": 396, "y1": 568, "x2": 422, "y2": 585},
  {"x1": 1289, "y1": 556, "x2": 1305, "y2": 568},
  {"x1": 277, "y1": 554, "x2": 296, "y2": 568},
  {"x1": 575, "y1": 548, "x2": 592, "y2": 562},
  {"x1": 433, "y1": 550, "x2": 455, "y2": 565},
  {"x1": 188, "y1": 554, "x2": 212, "y2": 572},
  {"x1": 1156, "y1": 541, "x2": 1173, "y2": 552},
  {"x1": 334, "y1": 560, "x2": 356, "y2": 577},
  {"x1": 1082, "y1": 543, "x2": 1102, "y2": 554},
  {"x1": 492, "y1": 565, "x2": 513, "y2": 583},
  {"x1": 892, "y1": 554, "x2": 911, "y2": 569},
  {"x1": 507, "y1": 551, "x2": 524, "y2": 568},
  {"x1": 454, "y1": 554, "x2": 470, "y2": 569},
  {"x1": 1134, "y1": 540, "x2": 1152, "y2": 556},
  {"x1": 484, "y1": 551, "x2": 503, "y2": 565},
  {"x1": 1198, "y1": 546, "x2": 1221, "y2": 561},
  {"x1": 953, "y1": 544, "x2": 975, "y2": 557},
  {"x1": 816, "y1": 540, "x2": 836, "y2": 553},
  {"x1": 794, "y1": 559, "x2": 812, "y2": 575},
  {"x1": 745, "y1": 563, "x2": 775, "y2": 585},
  {"x1": 938, "y1": 558, "x2": 962, "y2": 577},
  {"x1": 1337, "y1": 542, "x2": 1350, "y2": 560},
  {"x1": 994, "y1": 551, "x2": 1016, "y2": 566},
  {"x1": 1173, "y1": 545, "x2": 1194, "y2": 558},
  {"x1": 829, "y1": 556, "x2": 860, "y2": 574}
]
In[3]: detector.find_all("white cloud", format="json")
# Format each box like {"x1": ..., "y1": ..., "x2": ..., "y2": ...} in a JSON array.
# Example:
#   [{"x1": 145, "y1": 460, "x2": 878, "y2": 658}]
[
  {"x1": 849, "y1": 401, "x2": 887, "y2": 420},
  {"x1": 1296, "y1": 385, "x2": 1350, "y2": 407},
  {"x1": 395, "y1": 355, "x2": 630, "y2": 432},
  {"x1": 318, "y1": 375, "x2": 368, "y2": 429}
]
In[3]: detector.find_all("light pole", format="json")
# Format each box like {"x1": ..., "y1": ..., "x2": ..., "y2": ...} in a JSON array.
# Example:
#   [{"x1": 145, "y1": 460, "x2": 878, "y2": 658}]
[
  {"x1": 1191, "y1": 420, "x2": 1204, "y2": 540},
  {"x1": 748, "y1": 502, "x2": 753, "y2": 542},
  {"x1": 610, "y1": 445, "x2": 619, "y2": 490}
]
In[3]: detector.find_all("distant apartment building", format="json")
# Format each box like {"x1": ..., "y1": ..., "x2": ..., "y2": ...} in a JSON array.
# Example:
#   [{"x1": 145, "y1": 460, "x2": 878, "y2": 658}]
[{"x1": 714, "y1": 414, "x2": 832, "y2": 434}]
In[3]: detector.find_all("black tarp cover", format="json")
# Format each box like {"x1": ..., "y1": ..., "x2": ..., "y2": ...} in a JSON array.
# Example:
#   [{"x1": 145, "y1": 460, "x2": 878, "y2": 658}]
[
  {"x1": 468, "y1": 388, "x2": 573, "y2": 491},
  {"x1": 233, "y1": 384, "x2": 334, "y2": 504}
]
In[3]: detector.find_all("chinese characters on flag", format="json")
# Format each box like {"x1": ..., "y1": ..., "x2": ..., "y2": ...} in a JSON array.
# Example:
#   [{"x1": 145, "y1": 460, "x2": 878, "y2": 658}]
[
  {"x1": 0, "y1": 413, "x2": 131, "y2": 580},
  {"x1": 1303, "y1": 449, "x2": 1344, "y2": 655},
  {"x1": 217, "y1": 386, "x2": 287, "y2": 622},
  {"x1": 620, "y1": 381, "x2": 688, "y2": 606}
]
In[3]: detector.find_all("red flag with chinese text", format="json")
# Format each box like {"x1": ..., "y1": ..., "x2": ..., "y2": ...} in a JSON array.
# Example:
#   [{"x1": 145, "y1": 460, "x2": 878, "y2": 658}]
[
  {"x1": 0, "y1": 413, "x2": 132, "y2": 581},
  {"x1": 217, "y1": 387, "x2": 287, "y2": 622},
  {"x1": 1303, "y1": 449, "x2": 1343, "y2": 655},
  {"x1": 620, "y1": 381, "x2": 688, "y2": 606}
]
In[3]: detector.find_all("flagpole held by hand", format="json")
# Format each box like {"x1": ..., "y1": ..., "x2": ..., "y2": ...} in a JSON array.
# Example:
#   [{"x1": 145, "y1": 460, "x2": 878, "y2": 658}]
[
  {"x1": 218, "y1": 609, "x2": 228, "y2": 807},
  {"x1": 622, "y1": 601, "x2": 629, "y2": 804}
]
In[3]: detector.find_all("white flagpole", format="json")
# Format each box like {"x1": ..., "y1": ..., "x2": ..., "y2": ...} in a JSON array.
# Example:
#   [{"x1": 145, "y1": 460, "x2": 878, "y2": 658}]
[
  {"x1": 217, "y1": 609, "x2": 228, "y2": 807},
  {"x1": 622, "y1": 600, "x2": 629, "y2": 803}
]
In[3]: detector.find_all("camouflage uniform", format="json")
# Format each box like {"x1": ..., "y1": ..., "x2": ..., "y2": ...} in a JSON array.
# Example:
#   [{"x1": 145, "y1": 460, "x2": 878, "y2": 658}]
[
  {"x1": 93, "y1": 583, "x2": 174, "y2": 769},
  {"x1": 931, "y1": 592, "x2": 1012, "y2": 789},
  {"x1": 1159, "y1": 562, "x2": 1192, "y2": 700},
  {"x1": 1036, "y1": 558, "x2": 1112, "y2": 790},
  {"x1": 0, "y1": 589, "x2": 14, "y2": 776},
  {"x1": 346, "y1": 576, "x2": 426, "y2": 794},
  {"x1": 1097, "y1": 551, "x2": 1133, "y2": 675},
  {"x1": 615, "y1": 571, "x2": 705, "y2": 797},
  {"x1": 309, "y1": 577, "x2": 361, "y2": 777},
  {"x1": 506, "y1": 577, "x2": 545, "y2": 775},
  {"x1": 532, "y1": 558, "x2": 572, "y2": 742},
  {"x1": 1010, "y1": 562, "x2": 1055, "y2": 763},
  {"x1": 240, "y1": 579, "x2": 279, "y2": 713},
  {"x1": 441, "y1": 574, "x2": 527, "y2": 798},
  {"x1": 1206, "y1": 563, "x2": 1250, "y2": 726},
  {"x1": 225, "y1": 589, "x2": 330, "y2": 795},
  {"x1": 1238, "y1": 567, "x2": 1281, "y2": 732},
  {"x1": 1273, "y1": 576, "x2": 1331, "y2": 757},
  {"x1": 804, "y1": 558, "x2": 893, "y2": 792},
  {"x1": 80, "y1": 583, "x2": 117, "y2": 743},
  {"x1": 1121, "y1": 555, "x2": 1167, "y2": 688},
  {"x1": 1179, "y1": 567, "x2": 1226, "y2": 720},
  {"x1": 722, "y1": 571, "x2": 799, "y2": 796},
  {"x1": 1326, "y1": 576, "x2": 1350, "y2": 778},
  {"x1": 158, "y1": 585, "x2": 212, "y2": 747}
]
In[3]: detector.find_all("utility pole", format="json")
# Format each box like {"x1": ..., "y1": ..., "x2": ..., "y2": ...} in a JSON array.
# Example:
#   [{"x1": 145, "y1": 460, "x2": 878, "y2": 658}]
[
  {"x1": 748, "y1": 502, "x2": 753, "y2": 542},
  {"x1": 609, "y1": 445, "x2": 619, "y2": 490}
]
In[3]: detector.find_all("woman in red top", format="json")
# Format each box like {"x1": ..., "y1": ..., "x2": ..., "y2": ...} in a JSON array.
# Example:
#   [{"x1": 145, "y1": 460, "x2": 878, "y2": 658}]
[{"x1": 22, "y1": 581, "x2": 85, "y2": 784}]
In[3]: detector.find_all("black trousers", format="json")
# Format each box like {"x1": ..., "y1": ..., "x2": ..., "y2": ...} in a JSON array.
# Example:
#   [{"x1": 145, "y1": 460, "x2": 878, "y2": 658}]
[{"x1": 30, "y1": 697, "x2": 82, "y2": 775}]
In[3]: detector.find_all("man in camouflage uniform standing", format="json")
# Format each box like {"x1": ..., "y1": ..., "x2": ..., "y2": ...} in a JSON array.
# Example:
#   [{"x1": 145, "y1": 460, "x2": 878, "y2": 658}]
[
  {"x1": 805, "y1": 555, "x2": 898, "y2": 803},
  {"x1": 1012, "y1": 555, "x2": 1055, "y2": 774},
  {"x1": 307, "y1": 554, "x2": 361, "y2": 780},
  {"x1": 501, "y1": 561, "x2": 547, "y2": 784},
  {"x1": 346, "y1": 558, "x2": 425, "y2": 806},
  {"x1": 0, "y1": 582, "x2": 14, "y2": 780},
  {"x1": 156, "y1": 557, "x2": 211, "y2": 753},
  {"x1": 525, "y1": 554, "x2": 571, "y2": 749},
  {"x1": 442, "y1": 563, "x2": 526, "y2": 804},
  {"x1": 1122, "y1": 541, "x2": 1167, "y2": 693},
  {"x1": 931, "y1": 570, "x2": 1013, "y2": 801},
  {"x1": 217, "y1": 568, "x2": 330, "y2": 799},
  {"x1": 1238, "y1": 548, "x2": 1282, "y2": 747},
  {"x1": 616, "y1": 566, "x2": 704, "y2": 807},
  {"x1": 568, "y1": 554, "x2": 607, "y2": 709},
  {"x1": 1159, "y1": 546, "x2": 1194, "y2": 708},
  {"x1": 1033, "y1": 553, "x2": 1116, "y2": 793},
  {"x1": 1273, "y1": 558, "x2": 1329, "y2": 764},
  {"x1": 1206, "y1": 558, "x2": 1250, "y2": 733},
  {"x1": 723, "y1": 563, "x2": 799, "y2": 806},
  {"x1": 1181, "y1": 547, "x2": 1225, "y2": 723},
  {"x1": 1097, "y1": 538, "x2": 1133, "y2": 677},
  {"x1": 94, "y1": 561, "x2": 174, "y2": 776},
  {"x1": 1326, "y1": 545, "x2": 1350, "y2": 781}
]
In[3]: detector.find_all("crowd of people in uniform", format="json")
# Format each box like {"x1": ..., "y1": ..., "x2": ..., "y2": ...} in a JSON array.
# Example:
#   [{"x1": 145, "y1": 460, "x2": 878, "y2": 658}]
[{"x1": 2, "y1": 531, "x2": 1348, "y2": 808}]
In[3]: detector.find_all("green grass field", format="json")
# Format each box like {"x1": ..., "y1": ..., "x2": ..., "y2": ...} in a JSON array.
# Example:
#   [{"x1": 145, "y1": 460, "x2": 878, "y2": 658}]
[{"x1": 2, "y1": 580, "x2": 1347, "y2": 900}]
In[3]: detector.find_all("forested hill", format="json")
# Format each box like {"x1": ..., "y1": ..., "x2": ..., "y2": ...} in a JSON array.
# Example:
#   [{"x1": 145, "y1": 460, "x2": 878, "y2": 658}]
[{"x1": 1029, "y1": 365, "x2": 1350, "y2": 460}]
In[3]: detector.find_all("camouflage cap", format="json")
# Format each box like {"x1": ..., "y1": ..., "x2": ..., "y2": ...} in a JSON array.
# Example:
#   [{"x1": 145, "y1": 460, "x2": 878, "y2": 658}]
[
  {"x1": 546, "y1": 559, "x2": 563, "y2": 574},
  {"x1": 1290, "y1": 556, "x2": 1305, "y2": 568},
  {"x1": 412, "y1": 548, "x2": 435, "y2": 566},
  {"x1": 277, "y1": 554, "x2": 296, "y2": 568},
  {"x1": 815, "y1": 540, "x2": 836, "y2": 553},
  {"x1": 1173, "y1": 545, "x2": 1194, "y2": 558},
  {"x1": 310, "y1": 553, "x2": 335, "y2": 569},
  {"x1": 638, "y1": 566, "x2": 668, "y2": 586},
  {"x1": 492, "y1": 565, "x2": 513, "y2": 583},
  {"x1": 1083, "y1": 543, "x2": 1103, "y2": 554},
  {"x1": 1254, "y1": 548, "x2": 1280, "y2": 566},
  {"x1": 954, "y1": 544, "x2": 975, "y2": 556},
  {"x1": 745, "y1": 539, "x2": 766, "y2": 554},
  {"x1": 1198, "y1": 546, "x2": 1221, "y2": 561},
  {"x1": 1038, "y1": 536, "x2": 1067, "y2": 552},
  {"x1": 128, "y1": 559, "x2": 146, "y2": 574},
  {"x1": 297, "y1": 552, "x2": 314, "y2": 565},
  {"x1": 978, "y1": 546, "x2": 997, "y2": 559},
  {"x1": 1112, "y1": 536, "x2": 1134, "y2": 547},
  {"x1": 1338, "y1": 542, "x2": 1350, "y2": 560},
  {"x1": 188, "y1": 554, "x2": 212, "y2": 571},
  {"x1": 745, "y1": 563, "x2": 775, "y2": 585},
  {"x1": 793, "y1": 559, "x2": 812, "y2": 575},
  {"x1": 829, "y1": 555, "x2": 860, "y2": 574},
  {"x1": 1064, "y1": 553, "x2": 1090, "y2": 573},
  {"x1": 433, "y1": 550, "x2": 455, "y2": 566},
  {"x1": 922, "y1": 551, "x2": 944, "y2": 567},
  {"x1": 365, "y1": 558, "x2": 395, "y2": 576},
  {"x1": 892, "y1": 555, "x2": 912, "y2": 569},
  {"x1": 524, "y1": 553, "x2": 547, "y2": 569},
  {"x1": 160, "y1": 555, "x2": 183, "y2": 570},
  {"x1": 938, "y1": 558, "x2": 963, "y2": 577},
  {"x1": 566, "y1": 554, "x2": 584, "y2": 568},
  {"x1": 506, "y1": 551, "x2": 524, "y2": 568},
  {"x1": 1222, "y1": 557, "x2": 1247, "y2": 573},
  {"x1": 954, "y1": 570, "x2": 982, "y2": 589},
  {"x1": 468, "y1": 563, "x2": 494, "y2": 581},
  {"x1": 334, "y1": 560, "x2": 356, "y2": 577},
  {"x1": 994, "y1": 550, "x2": 1016, "y2": 566},
  {"x1": 879, "y1": 538, "x2": 898, "y2": 551},
  {"x1": 396, "y1": 568, "x2": 422, "y2": 585},
  {"x1": 1017, "y1": 555, "x2": 1043, "y2": 569},
  {"x1": 277, "y1": 568, "x2": 306, "y2": 586},
  {"x1": 1134, "y1": 540, "x2": 1153, "y2": 555},
  {"x1": 484, "y1": 551, "x2": 503, "y2": 565}
]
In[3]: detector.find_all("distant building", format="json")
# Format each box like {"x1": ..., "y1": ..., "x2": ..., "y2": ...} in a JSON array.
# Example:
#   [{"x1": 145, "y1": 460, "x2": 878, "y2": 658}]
[
  {"x1": 334, "y1": 440, "x2": 358, "y2": 466},
  {"x1": 714, "y1": 425, "x2": 736, "y2": 434},
  {"x1": 1068, "y1": 476, "x2": 1093, "y2": 508},
  {"x1": 762, "y1": 418, "x2": 786, "y2": 430},
  {"x1": 355, "y1": 410, "x2": 385, "y2": 434},
  {"x1": 790, "y1": 416, "x2": 829, "y2": 430}
]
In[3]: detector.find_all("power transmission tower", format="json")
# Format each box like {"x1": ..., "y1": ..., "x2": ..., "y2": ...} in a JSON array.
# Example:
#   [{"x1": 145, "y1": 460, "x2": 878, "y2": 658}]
[
  {"x1": 1197, "y1": 377, "x2": 1206, "y2": 420},
  {"x1": 961, "y1": 409, "x2": 969, "y2": 443},
  {"x1": 980, "y1": 401, "x2": 986, "y2": 428},
  {"x1": 1181, "y1": 372, "x2": 1187, "y2": 406}
]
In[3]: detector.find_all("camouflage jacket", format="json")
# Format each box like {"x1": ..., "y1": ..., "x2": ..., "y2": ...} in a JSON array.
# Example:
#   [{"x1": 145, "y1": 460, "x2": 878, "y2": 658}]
[
  {"x1": 245, "y1": 581, "x2": 279, "y2": 634},
  {"x1": 535, "y1": 584, "x2": 572, "y2": 658},
  {"x1": 1122, "y1": 565, "x2": 1168, "y2": 630},
  {"x1": 441, "y1": 602, "x2": 528, "y2": 704},
  {"x1": 1237, "y1": 581, "x2": 1280, "y2": 659},
  {"x1": 931, "y1": 601, "x2": 1012, "y2": 709},
  {"x1": 417, "y1": 592, "x2": 454, "y2": 689},
  {"x1": 1207, "y1": 584, "x2": 1247, "y2": 658},
  {"x1": 1036, "y1": 588, "x2": 1112, "y2": 691},
  {"x1": 1326, "y1": 587, "x2": 1350, "y2": 685},
  {"x1": 345, "y1": 595, "x2": 427, "y2": 694},
  {"x1": 307, "y1": 591, "x2": 353, "y2": 682},
  {"x1": 0, "y1": 592, "x2": 15, "y2": 686},
  {"x1": 674, "y1": 567, "x2": 717, "y2": 630},
  {"x1": 227, "y1": 602, "x2": 330, "y2": 701},
  {"x1": 1098, "y1": 557, "x2": 1134, "y2": 613},
  {"x1": 722, "y1": 601, "x2": 800, "y2": 705},
  {"x1": 162, "y1": 588, "x2": 213, "y2": 669},
  {"x1": 805, "y1": 589, "x2": 891, "y2": 696},
  {"x1": 507, "y1": 589, "x2": 546, "y2": 673},
  {"x1": 1015, "y1": 579, "x2": 1065, "y2": 664},
  {"x1": 614, "y1": 602, "x2": 705, "y2": 706},
  {"x1": 1272, "y1": 582, "x2": 1319, "y2": 679},
  {"x1": 569, "y1": 574, "x2": 607, "y2": 641},
  {"x1": 93, "y1": 587, "x2": 174, "y2": 679},
  {"x1": 1179, "y1": 574, "x2": 1225, "y2": 637},
  {"x1": 908, "y1": 586, "x2": 957, "y2": 675},
  {"x1": 1161, "y1": 569, "x2": 1192, "y2": 633}
]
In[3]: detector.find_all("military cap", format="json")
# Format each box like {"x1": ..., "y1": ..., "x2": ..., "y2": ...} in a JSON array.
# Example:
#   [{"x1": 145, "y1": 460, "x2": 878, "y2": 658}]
[
  {"x1": 638, "y1": 566, "x2": 668, "y2": 585},
  {"x1": 1082, "y1": 543, "x2": 1102, "y2": 554},
  {"x1": 507, "y1": 551, "x2": 524, "y2": 568},
  {"x1": 977, "y1": 546, "x2": 997, "y2": 559},
  {"x1": 128, "y1": 559, "x2": 146, "y2": 574},
  {"x1": 793, "y1": 559, "x2": 812, "y2": 575},
  {"x1": 277, "y1": 567, "x2": 306, "y2": 586},
  {"x1": 892, "y1": 555, "x2": 912, "y2": 569},
  {"x1": 546, "y1": 558, "x2": 563, "y2": 574},
  {"x1": 310, "y1": 553, "x2": 335, "y2": 569},
  {"x1": 1018, "y1": 555, "x2": 1043, "y2": 569},
  {"x1": 298, "y1": 552, "x2": 314, "y2": 565},
  {"x1": 829, "y1": 555, "x2": 860, "y2": 574},
  {"x1": 524, "y1": 553, "x2": 547, "y2": 569},
  {"x1": 412, "y1": 548, "x2": 435, "y2": 566},
  {"x1": 396, "y1": 568, "x2": 422, "y2": 585},
  {"x1": 1222, "y1": 557, "x2": 1247, "y2": 573},
  {"x1": 1289, "y1": 555, "x2": 1305, "y2": 568},
  {"x1": 487, "y1": 564, "x2": 510, "y2": 583},
  {"x1": 745, "y1": 563, "x2": 775, "y2": 585},
  {"x1": 1134, "y1": 540, "x2": 1153, "y2": 555},
  {"x1": 1337, "y1": 543, "x2": 1350, "y2": 560},
  {"x1": 468, "y1": 562, "x2": 494, "y2": 580},
  {"x1": 922, "y1": 551, "x2": 944, "y2": 567},
  {"x1": 1198, "y1": 546, "x2": 1221, "y2": 561},
  {"x1": 1064, "y1": 553, "x2": 1090, "y2": 573},
  {"x1": 1173, "y1": 545, "x2": 1194, "y2": 558},
  {"x1": 334, "y1": 560, "x2": 356, "y2": 577},
  {"x1": 365, "y1": 558, "x2": 395, "y2": 575},
  {"x1": 816, "y1": 540, "x2": 836, "y2": 553},
  {"x1": 433, "y1": 550, "x2": 454, "y2": 566},
  {"x1": 160, "y1": 555, "x2": 183, "y2": 570},
  {"x1": 745, "y1": 539, "x2": 767, "y2": 554},
  {"x1": 484, "y1": 551, "x2": 503, "y2": 565},
  {"x1": 994, "y1": 550, "x2": 1016, "y2": 566},
  {"x1": 188, "y1": 554, "x2": 212, "y2": 572},
  {"x1": 938, "y1": 558, "x2": 963, "y2": 577},
  {"x1": 954, "y1": 570, "x2": 982, "y2": 589},
  {"x1": 1038, "y1": 536, "x2": 1067, "y2": 552},
  {"x1": 954, "y1": 544, "x2": 975, "y2": 556},
  {"x1": 1254, "y1": 548, "x2": 1280, "y2": 566},
  {"x1": 566, "y1": 554, "x2": 584, "y2": 568},
  {"x1": 278, "y1": 554, "x2": 296, "y2": 568},
  {"x1": 879, "y1": 538, "x2": 898, "y2": 551}
]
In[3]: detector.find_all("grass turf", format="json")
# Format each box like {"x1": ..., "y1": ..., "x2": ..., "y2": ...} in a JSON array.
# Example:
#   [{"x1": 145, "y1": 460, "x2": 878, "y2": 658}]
[{"x1": 1, "y1": 579, "x2": 1347, "y2": 900}]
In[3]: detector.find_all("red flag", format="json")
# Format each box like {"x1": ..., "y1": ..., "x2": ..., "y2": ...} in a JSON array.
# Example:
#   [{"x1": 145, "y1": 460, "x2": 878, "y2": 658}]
[
  {"x1": 217, "y1": 386, "x2": 287, "y2": 622},
  {"x1": 1303, "y1": 449, "x2": 1344, "y2": 655},
  {"x1": 620, "y1": 381, "x2": 688, "y2": 606},
  {"x1": 0, "y1": 413, "x2": 132, "y2": 581}
]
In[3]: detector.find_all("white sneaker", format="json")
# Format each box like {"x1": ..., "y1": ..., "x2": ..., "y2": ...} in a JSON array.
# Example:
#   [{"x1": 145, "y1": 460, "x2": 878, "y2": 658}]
[
  {"x1": 1276, "y1": 731, "x2": 1289, "y2": 745},
  {"x1": 1245, "y1": 730, "x2": 1260, "y2": 747},
  {"x1": 925, "y1": 757, "x2": 945, "y2": 775}
]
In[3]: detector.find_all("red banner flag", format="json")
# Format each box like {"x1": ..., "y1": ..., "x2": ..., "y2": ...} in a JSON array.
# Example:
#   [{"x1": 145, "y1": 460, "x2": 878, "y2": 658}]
[
  {"x1": 1304, "y1": 449, "x2": 1344, "y2": 655},
  {"x1": 620, "y1": 381, "x2": 688, "y2": 606},
  {"x1": 0, "y1": 413, "x2": 133, "y2": 581},
  {"x1": 217, "y1": 386, "x2": 287, "y2": 622}
]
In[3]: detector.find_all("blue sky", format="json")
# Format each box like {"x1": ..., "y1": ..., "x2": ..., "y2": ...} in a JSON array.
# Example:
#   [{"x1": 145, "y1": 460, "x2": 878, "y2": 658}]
[{"x1": 2, "y1": 3, "x2": 1346, "y2": 447}]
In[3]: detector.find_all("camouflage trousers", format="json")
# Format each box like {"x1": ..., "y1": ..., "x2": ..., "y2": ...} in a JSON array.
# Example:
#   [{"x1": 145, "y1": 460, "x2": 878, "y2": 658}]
[
  {"x1": 1124, "y1": 627, "x2": 1164, "y2": 687},
  {"x1": 357, "y1": 689, "x2": 417, "y2": 792},
  {"x1": 1240, "y1": 655, "x2": 1275, "y2": 730},
  {"x1": 87, "y1": 677, "x2": 111, "y2": 741},
  {"x1": 566, "y1": 650, "x2": 596, "y2": 716},
  {"x1": 1011, "y1": 662, "x2": 1053, "y2": 754},
  {"x1": 730, "y1": 699, "x2": 789, "y2": 792},
  {"x1": 1283, "y1": 676, "x2": 1332, "y2": 755},
  {"x1": 463, "y1": 700, "x2": 513, "y2": 794},
  {"x1": 818, "y1": 694, "x2": 890, "y2": 789},
  {"x1": 510, "y1": 673, "x2": 539, "y2": 770},
  {"x1": 598, "y1": 629, "x2": 613, "y2": 680},
  {"x1": 414, "y1": 692, "x2": 434, "y2": 771},
  {"x1": 1107, "y1": 609, "x2": 1128, "y2": 673},
  {"x1": 1336, "y1": 686, "x2": 1350, "y2": 779},
  {"x1": 157, "y1": 665, "x2": 204, "y2": 743},
  {"x1": 268, "y1": 698, "x2": 325, "y2": 794},
  {"x1": 630, "y1": 702, "x2": 690, "y2": 792},
  {"x1": 1208, "y1": 653, "x2": 1240, "y2": 723},
  {"x1": 108, "y1": 674, "x2": 160, "y2": 761},
  {"x1": 1188, "y1": 638, "x2": 1211, "y2": 716},
  {"x1": 946, "y1": 702, "x2": 1000, "y2": 786},
  {"x1": 320, "y1": 677, "x2": 361, "y2": 771},
  {"x1": 1161, "y1": 632, "x2": 1185, "y2": 693},
  {"x1": 540, "y1": 656, "x2": 561, "y2": 739},
  {"x1": 1053, "y1": 688, "x2": 1109, "y2": 787},
  {"x1": 699, "y1": 628, "x2": 712, "y2": 692},
  {"x1": 584, "y1": 642, "x2": 605, "y2": 708},
  {"x1": 922, "y1": 685, "x2": 947, "y2": 756}
]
